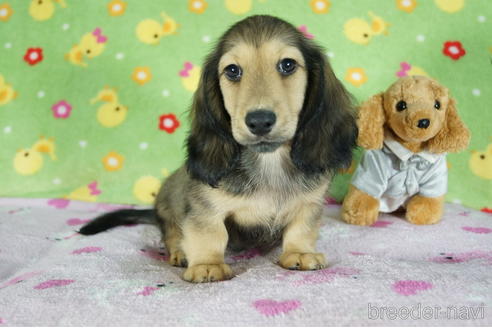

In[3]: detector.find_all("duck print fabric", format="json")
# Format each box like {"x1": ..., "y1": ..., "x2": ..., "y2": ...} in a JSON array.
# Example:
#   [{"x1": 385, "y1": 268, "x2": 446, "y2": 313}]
[{"x1": 0, "y1": 0, "x2": 490, "y2": 211}]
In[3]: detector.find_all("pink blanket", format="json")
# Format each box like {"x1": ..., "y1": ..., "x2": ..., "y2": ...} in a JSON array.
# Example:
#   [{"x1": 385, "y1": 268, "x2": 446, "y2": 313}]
[{"x1": 0, "y1": 198, "x2": 490, "y2": 326}]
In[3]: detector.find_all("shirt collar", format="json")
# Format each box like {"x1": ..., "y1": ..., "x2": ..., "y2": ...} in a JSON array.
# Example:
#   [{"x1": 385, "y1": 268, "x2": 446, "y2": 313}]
[{"x1": 383, "y1": 131, "x2": 442, "y2": 164}]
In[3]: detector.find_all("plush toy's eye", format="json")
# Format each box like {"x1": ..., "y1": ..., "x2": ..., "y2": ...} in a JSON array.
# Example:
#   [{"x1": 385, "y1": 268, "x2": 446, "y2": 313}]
[
  {"x1": 396, "y1": 100, "x2": 407, "y2": 112},
  {"x1": 277, "y1": 58, "x2": 297, "y2": 76},
  {"x1": 434, "y1": 100, "x2": 441, "y2": 110},
  {"x1": 224, "y1": 64, "x2": 242, "y2": 82}
]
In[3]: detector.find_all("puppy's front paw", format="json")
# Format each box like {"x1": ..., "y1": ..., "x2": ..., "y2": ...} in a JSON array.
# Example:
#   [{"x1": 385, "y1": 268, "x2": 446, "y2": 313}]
[
  {"x1": 169, "y1": 250, "x2": 188, "y2": 267},
  {"x1": 279, "y1": 252, "x2": 326, "y2": 271},
  {"x1": 183, "y1": 264, "x2": 233, "y2": 283}
]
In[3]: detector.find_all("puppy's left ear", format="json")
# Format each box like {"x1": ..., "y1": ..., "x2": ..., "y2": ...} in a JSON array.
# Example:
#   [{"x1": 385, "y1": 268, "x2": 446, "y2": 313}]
[
  {"x1": 426, "y1": 97, "x2": 470, "y2": 153},
  {"x1": 291, "y1": 49, "x2": 358, "y2": 175}
]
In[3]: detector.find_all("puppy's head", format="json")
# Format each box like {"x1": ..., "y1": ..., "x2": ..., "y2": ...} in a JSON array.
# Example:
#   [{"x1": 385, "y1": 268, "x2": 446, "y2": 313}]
[
  {"x1": 187, "y1": 15, "x2": 357, "y2": 186},
  {"x1": 357, "y1": 76, "x2": 470, "y2": 153}
]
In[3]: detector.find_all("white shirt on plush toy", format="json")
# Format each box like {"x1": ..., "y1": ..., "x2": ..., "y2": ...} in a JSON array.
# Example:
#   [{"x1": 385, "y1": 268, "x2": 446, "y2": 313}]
[{"x1": 351, "y1": 132, "x2": 447, "y2": 213}]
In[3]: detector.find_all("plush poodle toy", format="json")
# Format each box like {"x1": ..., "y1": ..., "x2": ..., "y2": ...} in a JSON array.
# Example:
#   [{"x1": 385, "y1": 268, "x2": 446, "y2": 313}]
[{"x1": 342, "y1": 76, "x2": 470, "y2": 225}]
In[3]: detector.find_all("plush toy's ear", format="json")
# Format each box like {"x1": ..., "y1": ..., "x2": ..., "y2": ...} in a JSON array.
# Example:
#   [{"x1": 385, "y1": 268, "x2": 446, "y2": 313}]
[
  {"x1": 357, "y1": 92, "x2": 386, "y2": 149},
  {"x1": 185, "y1": 51, "x2": 241, "y2": 187},
  {"x1": 426, "y1": 97, "x2": 470, "y2": 153},
  {"x1": 290, "y1": 43, "x2": 358, "y2": 175}
]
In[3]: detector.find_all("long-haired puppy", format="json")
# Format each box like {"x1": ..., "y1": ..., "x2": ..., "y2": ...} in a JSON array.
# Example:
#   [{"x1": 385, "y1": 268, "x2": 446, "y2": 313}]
[{"x1": 80, "y1": 15, "x2": 357, "y2": 283}]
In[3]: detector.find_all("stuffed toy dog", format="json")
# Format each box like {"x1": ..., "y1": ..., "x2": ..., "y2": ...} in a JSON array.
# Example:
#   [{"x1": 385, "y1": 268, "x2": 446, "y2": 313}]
[{"x1": 342, "y1": 76, "x2": 470, "y2": 225}]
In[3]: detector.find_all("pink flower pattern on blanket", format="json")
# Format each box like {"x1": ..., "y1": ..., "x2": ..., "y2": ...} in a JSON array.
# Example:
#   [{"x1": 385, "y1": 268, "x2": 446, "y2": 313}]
[
  {"x1": 370, "y1": 220, "x2": 393, "y2": 228},
  {"x1": 72, "y1": 247, "x2": 102, "y2": 254},
  {"x1": 392, "y1": 280, "x2": 433, "y2": 296},
  {"x1": 136, "y1": 286, "x2": 159, "y2": 296},
  {"x1": 34, "y1": 279, "x2": 75, "y2": 290},
  {"x1": 461, "y1": 226, "x2": 492, "y2": 234},
  {"x1": 253, "y1": 299, "x2": 301, "y2": 317},
  {"x1": 47, "y1": 198, "x2": 71, "y2": 209},
  {"x1": 66, "y1": 218, "x2": 92, "y2": 226},
  {"x1": 430, "y1": 251, "x2": 492, "y2": 264},
  {"x1": 0, "y1": 271, "x2": 43, "y2": 289}
]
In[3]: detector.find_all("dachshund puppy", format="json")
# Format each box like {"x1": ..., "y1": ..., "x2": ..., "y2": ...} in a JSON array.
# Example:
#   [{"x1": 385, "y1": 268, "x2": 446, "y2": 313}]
[{"x1": 80, "y1": 15, "x2": 357, "y2": 283}]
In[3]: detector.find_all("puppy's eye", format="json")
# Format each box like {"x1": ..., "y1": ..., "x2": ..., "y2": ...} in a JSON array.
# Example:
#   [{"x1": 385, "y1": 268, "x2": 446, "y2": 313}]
[
  {"x1": 277, "y1": 58, "x2": 297, "y2": 76},
  {"x1": 434, "y1": 100, "x2": 441, "y2": 109},
  {"x1": 224, "y1": 64, "x2": 242, "y2": 81},
  {"x1": 396, "y1": 100, "x2": 407, "y2": 112}
]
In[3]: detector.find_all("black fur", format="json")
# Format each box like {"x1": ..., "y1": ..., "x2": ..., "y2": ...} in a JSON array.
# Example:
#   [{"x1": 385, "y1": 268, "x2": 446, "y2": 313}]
[
  {"x1": 78, "y1": 209, "x2": 157, "y2": 235},
  {"x1": 185, "y1": 51, "x2": 242, "y2": 188},
  {"x1": 185, "y1": 15, "x2": 357, "y2": 187},
  {"x1": 291, "y1": 41, "x2": 358, "y2": 174}
]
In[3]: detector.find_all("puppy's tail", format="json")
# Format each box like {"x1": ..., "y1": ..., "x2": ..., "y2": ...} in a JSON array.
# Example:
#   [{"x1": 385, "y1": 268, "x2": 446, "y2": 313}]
[{"x1": 78, "y1": 209, "x2": 158, "y2": 235}]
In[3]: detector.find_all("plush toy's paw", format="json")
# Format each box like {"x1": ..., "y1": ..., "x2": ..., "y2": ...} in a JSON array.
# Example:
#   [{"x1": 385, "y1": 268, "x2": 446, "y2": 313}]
[
  {"x1": 169, "y1": 250, "x2": 188, "y2": 267},
  {"x1": 183, "y1": 264, "x2": 233, "y2": 283},
  {"x1": 406, "y1": 195, "x2": 444, "y2": 225},
  {"x1": 278, "y1": 252, "x2": 326, "y2": 270},
  {"x1": 342, "y1": 186, "x2": 380, "y2": 226}
]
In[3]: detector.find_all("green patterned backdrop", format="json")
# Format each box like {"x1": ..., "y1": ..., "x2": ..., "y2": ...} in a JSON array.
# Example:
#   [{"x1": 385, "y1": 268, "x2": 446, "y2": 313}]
[{"x1": 0, "y1": 0, "x2": 490, "y2": 211}]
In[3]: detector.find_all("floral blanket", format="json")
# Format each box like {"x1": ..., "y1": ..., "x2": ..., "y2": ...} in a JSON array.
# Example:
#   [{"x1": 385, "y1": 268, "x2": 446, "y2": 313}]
[{"x1": 0, "y1": 197, "x2": 491, "y2": 326}]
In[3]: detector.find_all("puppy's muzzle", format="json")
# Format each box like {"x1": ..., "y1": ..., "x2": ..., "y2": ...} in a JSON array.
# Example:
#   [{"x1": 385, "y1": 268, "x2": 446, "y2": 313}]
[
  {"x1": 245, "y1": 110, "x2": 276, "y2": 136},
  {"x1": 417, "y1": 118, "x2": 430, "y2": 129}
]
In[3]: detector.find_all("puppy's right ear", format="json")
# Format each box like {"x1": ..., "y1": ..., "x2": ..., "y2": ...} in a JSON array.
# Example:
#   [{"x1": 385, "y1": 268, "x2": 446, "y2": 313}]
[
  {"x1": 357, "y1": 92, "x2": 386, "y2": 149},
  {"x1": 185, "y1": 53, "x2": 241, "y2": 188}
]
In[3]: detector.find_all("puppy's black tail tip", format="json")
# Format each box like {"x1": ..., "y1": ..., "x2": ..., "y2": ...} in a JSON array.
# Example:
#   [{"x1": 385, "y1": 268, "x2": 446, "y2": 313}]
[{"x1": 78, "y1": 209, "x2": 157, "y2": 235}]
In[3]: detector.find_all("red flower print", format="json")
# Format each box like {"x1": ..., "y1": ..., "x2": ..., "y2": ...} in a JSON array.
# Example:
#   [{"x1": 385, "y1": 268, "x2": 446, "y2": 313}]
[
  {"x1": 159, "y1": 114, "x2": 180, "y2": 133},
  {"x1": 52, "y1": 100, "x2": 73, "y2": 119},
  {"x1": 481, "y1": 207, "x2": 492, "y2": 214},
  {"x1": 24, "y1": 48, "x2": 43, "y2": 65},
  {"x1": 442, "y1": 41, "x2": 466, "y2": 60}
]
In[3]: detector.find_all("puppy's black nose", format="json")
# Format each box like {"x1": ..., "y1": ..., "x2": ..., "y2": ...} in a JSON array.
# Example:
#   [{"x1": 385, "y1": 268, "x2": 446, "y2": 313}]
[
  {"x1": 245, "y1": 110, "x2": 276, "y2": 136},
  {"x1": 417, "y1": 119, "x2": 430, "y2": 129}
]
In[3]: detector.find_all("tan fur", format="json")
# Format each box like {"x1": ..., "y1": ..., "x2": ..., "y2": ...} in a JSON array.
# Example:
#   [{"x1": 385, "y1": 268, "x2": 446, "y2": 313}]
[
  {"x1": 342, "y1": 185, "x2": 380, "y2": 226},
  {"x1": 406, "y1": 195, "x2": 444, "y2": 225},
  {"x1": 356, "y1": 93, "x2": 385, "y2": 149},
  {"x1": 343, "y1": 76, "x2": 470, "y2": 226},
  {"x1": 219, "y1": 40, "x2": 308, "y2": 146},
  {"x1": 158, "y1": 145, "x2": 330, "y2": 282},
  {"x1": 83, "y1": 16, "x2": 358, "y2": 284}
]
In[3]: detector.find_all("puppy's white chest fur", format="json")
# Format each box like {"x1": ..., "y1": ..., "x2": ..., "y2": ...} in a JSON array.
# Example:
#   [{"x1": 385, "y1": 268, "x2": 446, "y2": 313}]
[
  {"x1": 208, "y1": 147, "x2": 327, "y2": 228},
  {"x1": 254, "y1": 149, "x2": 290, "y2": 189}
]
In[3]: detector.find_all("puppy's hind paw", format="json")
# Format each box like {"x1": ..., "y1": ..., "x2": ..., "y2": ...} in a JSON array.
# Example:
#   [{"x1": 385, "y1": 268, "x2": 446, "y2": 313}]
[{"x1": 169, "y1": 250, "x2": 188, "y2": 267}]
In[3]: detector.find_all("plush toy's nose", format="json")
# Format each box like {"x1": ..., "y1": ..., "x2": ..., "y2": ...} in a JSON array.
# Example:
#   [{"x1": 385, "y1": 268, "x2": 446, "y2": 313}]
[{"x1": 417, "y1": 119, "x2": 430, "y2": 129}]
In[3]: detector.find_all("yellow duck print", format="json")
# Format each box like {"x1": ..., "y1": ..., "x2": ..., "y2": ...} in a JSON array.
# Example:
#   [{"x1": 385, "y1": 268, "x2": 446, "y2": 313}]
[
  {"x1": 0, "y1": 74, "x2": 17, "y2": 106},
  {"x1": 65, "y1": 28, "x2": 107, "y2": 67},
  {"x1": 29, "y1": 0, "x2": 66, "y2": 21},
  {"x1": 136, "y1": 12, "x2": 178, "y2": 45},
  {"x1": 90, "y1": 87, "x2": 128, "y2": 127},
  {"x1": 133, "y1": 176, "x2": 161, "y2": 204},
  {"x1": 344, "y1": 12, "x2": 390, "y2": 45},
  {"x1": 469, "y1": 140, "x2": 492, "y2": 180},
  {"x1": 225, "y1": 0, "x2": 252, "y2": 15},
  {"x1": 66, "y1": 181, "x2": 101, "y2": 202},
  {"x1": 13, "y1": 137, "x2": 56, "y2": 175},
  {"x1": 179, "y1": 62, "x2": 201, "y2": 92},
  {"x1": 434, "y1": 0, "x2": 465, "y2": 13}
]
